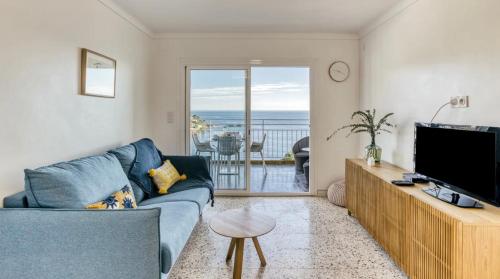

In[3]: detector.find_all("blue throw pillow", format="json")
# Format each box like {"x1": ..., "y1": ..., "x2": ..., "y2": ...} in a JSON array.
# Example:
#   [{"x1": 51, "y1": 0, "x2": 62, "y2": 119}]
[
  {"x1": 25, "y1": 153, "x2": 130, "y2": 208},
  {"x1": 129, "y1": 138, "x2": 163, "y2": 197},
  {"x1": 107, "y1": 144, "x2": 145, "y2": 203}
]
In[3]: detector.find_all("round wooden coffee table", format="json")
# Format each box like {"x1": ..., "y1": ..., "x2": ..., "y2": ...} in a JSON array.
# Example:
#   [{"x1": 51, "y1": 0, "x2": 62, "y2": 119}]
[{"x1": 210, "y1": 208, "x2": 276, "y2": 279}]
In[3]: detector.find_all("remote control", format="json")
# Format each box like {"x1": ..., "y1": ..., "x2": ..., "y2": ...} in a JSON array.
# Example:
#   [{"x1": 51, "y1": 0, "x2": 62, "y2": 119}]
[{"x1": 391, "y1": 180, "x2": 415, "y2": 186}]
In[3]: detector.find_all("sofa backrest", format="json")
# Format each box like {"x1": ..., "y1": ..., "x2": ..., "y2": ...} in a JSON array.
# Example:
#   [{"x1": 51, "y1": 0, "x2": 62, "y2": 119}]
[
  {"x1": 24, "y1": 153, "x2": 130, "y2": 208},
  {"x1": 107, "y1": 144, "x2": 145, "y2": 203},
  {"x1": 4, "y1": 143, "x2": 150, "y2": 209}
]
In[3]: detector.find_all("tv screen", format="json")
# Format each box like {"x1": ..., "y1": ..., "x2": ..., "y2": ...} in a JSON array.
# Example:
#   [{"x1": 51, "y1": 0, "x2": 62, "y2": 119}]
[{"x1": 414, "y1": 123, "x2": 500, "y2": 206}]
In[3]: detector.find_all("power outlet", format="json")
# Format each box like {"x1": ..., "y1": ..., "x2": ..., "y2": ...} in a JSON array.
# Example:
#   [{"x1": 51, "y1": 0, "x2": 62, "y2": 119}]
[
  {"x1": 450, "y1": 96, "x2": 469, "y2": 108},
  {"x1": 167, "y1": 111, "x2": 175, "y2": 124}
]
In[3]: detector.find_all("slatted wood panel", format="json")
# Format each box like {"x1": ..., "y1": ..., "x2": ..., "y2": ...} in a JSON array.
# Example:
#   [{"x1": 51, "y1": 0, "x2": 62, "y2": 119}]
[
  {"x1": 356, "y1": 172, "x2": 379, "y2": 237},
  {"x1": 345, "y1": 160, "x2": 360, "y2": 216},
  {"x1": 409, "y1": 196, "x2": 461, "y2": 279},
  {"x1": 462, "y1": 225, "x2": 500, "y2": 279},
  {"x1": 345, "y1": 159, "x2": 500, "y2": 279},
  {"x1": 378, "y1": 180, "x2": 409, "y2": 272}
]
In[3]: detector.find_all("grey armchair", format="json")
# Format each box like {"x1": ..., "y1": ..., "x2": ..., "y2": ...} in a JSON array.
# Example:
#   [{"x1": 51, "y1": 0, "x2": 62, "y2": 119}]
[{"x1": 292, "y1": 136, "x2": 309, "y2": 172}]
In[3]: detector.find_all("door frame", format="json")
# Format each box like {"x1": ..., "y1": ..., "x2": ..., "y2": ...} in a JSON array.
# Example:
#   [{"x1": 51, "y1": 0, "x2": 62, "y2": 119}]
[{"x1": 182, "y1": 58, "x2": 316, "y2": 196}]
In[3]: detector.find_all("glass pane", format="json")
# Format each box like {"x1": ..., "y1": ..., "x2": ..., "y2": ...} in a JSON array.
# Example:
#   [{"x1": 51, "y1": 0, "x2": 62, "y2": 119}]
[
  {"x1": 250, "y1": 67, "x2": 310, "y2": 193},
  {"x1": 189, "y1": 69, "x2": 246, "y2": 190}
]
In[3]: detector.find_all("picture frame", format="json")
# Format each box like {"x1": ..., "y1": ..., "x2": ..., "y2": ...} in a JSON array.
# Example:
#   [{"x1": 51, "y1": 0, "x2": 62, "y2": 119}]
[{"x1": 81, "y1": 49, "x2": 116, "y2": 98}]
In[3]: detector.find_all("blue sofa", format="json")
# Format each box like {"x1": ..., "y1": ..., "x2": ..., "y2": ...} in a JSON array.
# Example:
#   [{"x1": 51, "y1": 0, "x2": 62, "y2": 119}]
[{"x1": 1, "y1": 139, "x2": 213, "y2": 278}]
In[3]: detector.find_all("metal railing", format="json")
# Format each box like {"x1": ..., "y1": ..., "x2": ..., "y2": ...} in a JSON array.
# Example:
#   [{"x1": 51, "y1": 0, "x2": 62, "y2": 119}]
[{"x1": 191, "y1": 118, "x2": 310, "y2": 160}]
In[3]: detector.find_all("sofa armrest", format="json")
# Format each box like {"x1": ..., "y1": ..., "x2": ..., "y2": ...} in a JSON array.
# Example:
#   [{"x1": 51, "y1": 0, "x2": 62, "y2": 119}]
[
  {"x1": 162, "y1": 155, "x2": 213, "y2": 182},
  {"x1": 3, "y1": 191, "x2": 28, "y2": 208},
  {"x1": 0, "y1": 208, "x2": 161, "y2": 279}
]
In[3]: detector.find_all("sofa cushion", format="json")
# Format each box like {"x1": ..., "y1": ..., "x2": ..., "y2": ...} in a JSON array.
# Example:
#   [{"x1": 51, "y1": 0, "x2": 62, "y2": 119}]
[
  {"x1": 149, "y1": 160, "x2": 187, "y2": 194},
  {"x1": 86, "y1": 185, "x2": 137, "y2": 209},
  {"x1": 107, "y1": 144, "x2": 145, "y2": 203},
  {"x1": 3, "y1": 192, "x2": 28, "y2": 208},
  {"x1": 25, "y1": 153, "x2": 130, "y2": 208},
  {"x1": 130, "y1": 138, "x2": 163, "y2": 197},
  {"x1": 139, "y1": 188, "x2": 210, "y2": 214},
  {"x1": 139, "y1": 201, "x2": 200, "y2": 273},
  {"x1": 130, "y1": 181, "x2": 145, "y2": 203},
  {"x1": 161, "y1": 156, "x2": 215, "y2": 206},
  {"x1": 108, "y1": 145, "x2": 135, "y2": 173}
]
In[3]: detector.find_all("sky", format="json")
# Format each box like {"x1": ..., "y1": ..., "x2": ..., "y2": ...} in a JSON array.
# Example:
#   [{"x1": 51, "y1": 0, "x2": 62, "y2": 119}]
[{"x1": 190, "y1": 67, "x2": 310, "y2": 111}]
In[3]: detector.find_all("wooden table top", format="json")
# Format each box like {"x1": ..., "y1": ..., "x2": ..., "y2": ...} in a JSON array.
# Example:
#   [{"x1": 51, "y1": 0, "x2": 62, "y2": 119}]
[{"x1": 209, "y1": 208, "x2": 276, "y2": 238}]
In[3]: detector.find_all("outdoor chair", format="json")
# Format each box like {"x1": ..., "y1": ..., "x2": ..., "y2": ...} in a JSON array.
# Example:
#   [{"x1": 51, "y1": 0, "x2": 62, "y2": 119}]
[
  {"x1": 250, "y1": 133, "x2": 267, "y2": 173},
  {"x1": 292, "y1": 136, "x2": 309, "y2": 172},
  {"x1": 216, "y1": 135, "x2": 242, "y2": 178},
  {"x1": 192, "y1": 133, "x2": 216, "y2": 159}
]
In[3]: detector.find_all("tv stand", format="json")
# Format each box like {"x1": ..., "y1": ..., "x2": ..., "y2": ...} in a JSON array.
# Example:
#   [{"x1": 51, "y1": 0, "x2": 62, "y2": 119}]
[
  {"x1": 346, "y1": 159, "x2": 500, "y2": 279},
  {"x1": 422, "y1": 184, "x2": 483, "y2": 208}
]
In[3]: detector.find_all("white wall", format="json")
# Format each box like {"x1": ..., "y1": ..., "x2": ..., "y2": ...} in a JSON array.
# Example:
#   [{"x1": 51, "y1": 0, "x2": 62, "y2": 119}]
[
  {"x1": 150, "y1": 34, "x2": 360, "y2": 193},
  {"x1": 0, "y1": 0, "x2": 153, "y2": 205},
  {"x1": 360, "y1": 0, "x2": 500, "y2": 170}
]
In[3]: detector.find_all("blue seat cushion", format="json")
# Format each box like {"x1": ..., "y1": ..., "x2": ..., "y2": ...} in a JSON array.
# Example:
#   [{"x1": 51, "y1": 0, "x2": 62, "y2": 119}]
[
  {"x1": 139, "y1": 201, "x2": 200, "y2": 273},
  {"x1": 139, "y1": 188, "x2": 210, "y2": 214},
  {"x1": 24, "y1": 153, "x2": 130, "y2": 208},
  {"x1": 107, "y1": 144, "x2": 145, "y2": 203}
]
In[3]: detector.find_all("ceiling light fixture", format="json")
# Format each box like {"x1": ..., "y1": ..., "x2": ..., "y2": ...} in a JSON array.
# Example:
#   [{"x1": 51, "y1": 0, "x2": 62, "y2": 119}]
[{"x1": 249, "y1": 59, "x2": 263, "y2": 65}]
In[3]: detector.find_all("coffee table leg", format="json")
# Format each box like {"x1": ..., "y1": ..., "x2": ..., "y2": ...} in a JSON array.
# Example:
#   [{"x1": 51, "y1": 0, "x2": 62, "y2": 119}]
[
  {"x1": 233, "y1": 238, "x2": 244, "y2": 279},
  {"x1": 226, "y1": 238, "x2": 236, "y2": 261},
  {"x1": 252, "y1": 237, "x2": 266, "y2": 266}
]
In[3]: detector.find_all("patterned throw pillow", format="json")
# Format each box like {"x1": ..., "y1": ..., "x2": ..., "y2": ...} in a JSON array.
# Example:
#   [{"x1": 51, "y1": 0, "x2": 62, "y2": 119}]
[
  {"x1": 148, "y1": 160, "x2": 187, "y2": 194},
  {"x1": 86, "y1": 185, "x2": 137, "y2": 209}
]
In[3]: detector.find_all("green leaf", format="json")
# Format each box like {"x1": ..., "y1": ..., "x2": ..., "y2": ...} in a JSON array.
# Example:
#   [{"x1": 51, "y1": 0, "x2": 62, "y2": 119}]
[
  {"x1": 375, "y1": 113, "x2": 394, "y2": 131},
  {"x1": 329, "y1": 109, "x2": 394, "y2": 142}
]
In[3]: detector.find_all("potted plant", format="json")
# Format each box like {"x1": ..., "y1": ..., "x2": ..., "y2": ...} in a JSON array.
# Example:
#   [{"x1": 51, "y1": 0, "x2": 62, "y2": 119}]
[{"x1": 327, "y1": 109, "x2": 394, "y2": 163}]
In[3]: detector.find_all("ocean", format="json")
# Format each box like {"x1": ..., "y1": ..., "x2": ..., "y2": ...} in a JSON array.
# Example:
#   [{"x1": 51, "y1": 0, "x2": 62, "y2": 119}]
[
  {"x1": 192, "y1": 110, "x2": 309, "y2": 128},
  {"x1": 191, "y1": 111, "x2": 310, "y2": 160}
]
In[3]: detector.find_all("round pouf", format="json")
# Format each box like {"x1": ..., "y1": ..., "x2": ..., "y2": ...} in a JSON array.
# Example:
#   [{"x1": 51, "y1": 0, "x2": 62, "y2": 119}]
[{"x1": 327, "y1": 180, "x2": 346, "y2": 207}]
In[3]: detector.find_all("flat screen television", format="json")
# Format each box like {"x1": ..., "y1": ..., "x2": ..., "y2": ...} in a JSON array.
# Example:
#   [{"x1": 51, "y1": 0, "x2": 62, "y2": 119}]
[{"x1": 414, "y1": 123, "x2": 500, "y2": 207}]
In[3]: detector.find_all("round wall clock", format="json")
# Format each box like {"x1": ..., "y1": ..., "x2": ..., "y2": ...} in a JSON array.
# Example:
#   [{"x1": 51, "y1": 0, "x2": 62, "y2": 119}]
[{"x1": 329, "y1": 61, "x2": 350, "y2": 82}]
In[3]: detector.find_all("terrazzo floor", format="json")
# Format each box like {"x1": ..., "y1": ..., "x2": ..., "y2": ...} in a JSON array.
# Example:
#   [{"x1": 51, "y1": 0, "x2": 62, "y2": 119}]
[{"x1": 168, "y1": 197, "x2": 407, "y2": 279}]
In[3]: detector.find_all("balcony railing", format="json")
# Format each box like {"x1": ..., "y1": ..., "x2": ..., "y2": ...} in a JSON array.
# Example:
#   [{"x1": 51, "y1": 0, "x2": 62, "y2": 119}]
[{"x1": 191, "y1": 118, "x2": 310, "y2": 160}]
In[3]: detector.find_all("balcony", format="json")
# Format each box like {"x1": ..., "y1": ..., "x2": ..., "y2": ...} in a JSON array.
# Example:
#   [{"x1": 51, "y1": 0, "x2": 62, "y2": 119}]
[{"x1": 191, "y1": 117, "x2": 310, "y2": 193}]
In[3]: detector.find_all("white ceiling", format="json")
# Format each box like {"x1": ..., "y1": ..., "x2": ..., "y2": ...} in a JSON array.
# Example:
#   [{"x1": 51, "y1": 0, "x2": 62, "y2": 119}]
[{"x1": 110, "y1": 0, "x2": 402, "y2": 34}]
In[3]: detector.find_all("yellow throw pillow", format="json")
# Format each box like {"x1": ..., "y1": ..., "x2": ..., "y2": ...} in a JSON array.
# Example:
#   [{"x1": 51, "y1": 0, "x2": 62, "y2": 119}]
[
  {"x1": 149, "y1": 160, "x2": 187, "y2": 194},
  {"x1": 86, "y1": 185, "x2": 137, "y2": 209}
]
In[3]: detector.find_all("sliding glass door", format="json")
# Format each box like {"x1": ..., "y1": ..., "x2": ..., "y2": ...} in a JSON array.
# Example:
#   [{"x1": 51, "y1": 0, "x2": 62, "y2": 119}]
[
  {"x1": 187, "y1": 68, "x2": 248, "y2": 191},
  {"x1": 249, "y1": 67, "x2": 310, "y2": 193},
  {"x1": 187, "y1": 66, "x2": 311, "y2": 194}
]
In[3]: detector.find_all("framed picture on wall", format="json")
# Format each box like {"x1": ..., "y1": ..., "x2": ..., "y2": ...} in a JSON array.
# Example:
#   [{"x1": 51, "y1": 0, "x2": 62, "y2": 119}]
[{"x1": 81, "y1": 49, "x2": 116, "y2": 98}]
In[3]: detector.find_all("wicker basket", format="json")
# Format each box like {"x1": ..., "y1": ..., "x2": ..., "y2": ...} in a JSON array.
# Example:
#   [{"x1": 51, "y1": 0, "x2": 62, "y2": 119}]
[{"x1": 327, "y1": 180, "x2": 346, "y2": 207}]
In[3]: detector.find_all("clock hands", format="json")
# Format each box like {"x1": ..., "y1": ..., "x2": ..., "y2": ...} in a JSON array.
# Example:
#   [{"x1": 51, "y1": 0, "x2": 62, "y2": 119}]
[{"x1": 332, "y1": 69, "x2": 346, "y2": 75}]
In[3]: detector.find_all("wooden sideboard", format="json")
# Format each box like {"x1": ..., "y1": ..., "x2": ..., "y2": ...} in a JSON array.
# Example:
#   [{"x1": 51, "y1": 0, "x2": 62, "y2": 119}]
[{"x1": 345, "y1": 159, "x2": 500, "y2": 279}]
